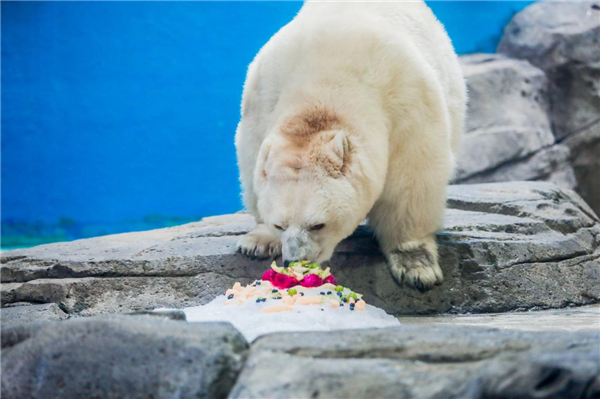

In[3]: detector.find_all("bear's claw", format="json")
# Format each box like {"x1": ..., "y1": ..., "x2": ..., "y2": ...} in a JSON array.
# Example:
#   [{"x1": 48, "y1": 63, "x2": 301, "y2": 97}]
[
  {"x1": 236, "y1": 224, "x2": 282, "y2": 259},
  {"x1": 387, "y1": 240, "x2": 443, "y2": 291}
]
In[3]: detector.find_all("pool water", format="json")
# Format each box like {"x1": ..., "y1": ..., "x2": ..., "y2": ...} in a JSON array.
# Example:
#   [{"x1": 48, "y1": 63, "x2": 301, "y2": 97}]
[{"x1": 1, "y1": 1, "x2": 534, "y2": 249}]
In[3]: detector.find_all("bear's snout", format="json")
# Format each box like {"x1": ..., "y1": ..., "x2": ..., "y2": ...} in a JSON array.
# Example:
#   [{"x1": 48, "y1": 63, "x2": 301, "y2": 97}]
[{"x1": 282, "y1": 227, "x2": 315, "y2": 264}]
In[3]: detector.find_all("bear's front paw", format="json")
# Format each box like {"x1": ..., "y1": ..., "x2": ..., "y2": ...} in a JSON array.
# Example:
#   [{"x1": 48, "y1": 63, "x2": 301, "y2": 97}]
[
  {"x1": 386, "y1": 240, "x2": 443, "y2": 292},
  {"x1": 236, "y1": 224, "x2": 281, "y2": 259}
]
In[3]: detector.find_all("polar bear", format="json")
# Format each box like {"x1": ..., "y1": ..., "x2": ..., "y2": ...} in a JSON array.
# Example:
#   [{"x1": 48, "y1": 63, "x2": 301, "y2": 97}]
[{"x1": 235, "y1": 1, "x2": 466, "y2": 291}]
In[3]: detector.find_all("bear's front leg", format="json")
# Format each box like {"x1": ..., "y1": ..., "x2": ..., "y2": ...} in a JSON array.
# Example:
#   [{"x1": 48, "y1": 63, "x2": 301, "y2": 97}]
[
  {"x1": 385, "y1": 236, "x2": 443, "y2": 291},
  {"x1": 369, "y1": 174, "x2": 448, "y2": 292},
  {"x1": 236, "y1": 224, "x2": 282, "y2": 259}
]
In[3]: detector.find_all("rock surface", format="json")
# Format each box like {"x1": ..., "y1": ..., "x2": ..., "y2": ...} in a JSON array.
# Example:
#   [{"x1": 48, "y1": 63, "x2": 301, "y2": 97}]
[
  {"x1": 400, "y1": 304, "x2": 600, "y2": 333},
  {"x1": 456, "y1": 2, "x2": 600, "y2": 216},
  {"x1": 459, "y1": 144, "x2": 577, "y2": 189},
  {"x1": 230, "y1": 326, "x2": 600, "y2": 399},
  {"x1": 2, "y1": 182, "x2": 599, "y2": 316},
  {"x1": 2, "y1": 310, "x2": 597, "y2": 399},
  {"x1": 498, "y1": 1, "x2": 600, "y2": 139},
  {"x1": 0, "y1": 303, "x2": 68, "y2": 326},
  {"x1": 457, "y1": 54, "x2": 557, "y2": 182},
  {"x1": 1, "y1": 316, "x2": 248, "y2": 399},
  {"x1": 564, "y1": 124, "x2": 600, "y2": 223}
]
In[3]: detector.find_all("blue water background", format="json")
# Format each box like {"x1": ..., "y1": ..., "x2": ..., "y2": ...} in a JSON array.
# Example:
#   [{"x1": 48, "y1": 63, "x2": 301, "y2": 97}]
[{"x1": 1, "y1": 1, "x2": 533, "y2": 248}]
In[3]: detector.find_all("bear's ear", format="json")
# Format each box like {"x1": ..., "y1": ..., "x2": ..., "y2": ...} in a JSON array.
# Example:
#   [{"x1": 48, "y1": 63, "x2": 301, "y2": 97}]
[
  {"x1": 325, "y1": 131, "x2": 349, "y2": 173},
  {"x1": 257, "y1": 139, "x2": 272, "y2": 180}
]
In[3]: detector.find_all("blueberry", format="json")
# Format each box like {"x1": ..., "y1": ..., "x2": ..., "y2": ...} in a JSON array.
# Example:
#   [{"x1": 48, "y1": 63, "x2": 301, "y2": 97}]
[
  {"x1": 300, "y1": 292, "x2": 305, "y2": 296},
  {"x1": 256, "y1": 299, "x2": 261, "y2": 303},
  {"x1": 327, "y1": 291, "x2": 332, "y2": 295},
  {"x1": 272, "y1": 289, "x2": 278, "y2": 293},
  {"x1": 342, "y1": 298, "x2": 348, "y2": 303},
  {"x1": 227, "y1": 294, "x2": 234, "y2": 299},
  {"x1": 256, "y1": 281, "x2": 261, "y2": 285},
  {"x1": 337, "y1": 292, "x2": 342, "y2": 297},
  {"x1": 340, "y1": 303, "x2": 344, "y2": 307},
  {"x1": 320, "y1": 292, "x2": 325, "y2": 295}
]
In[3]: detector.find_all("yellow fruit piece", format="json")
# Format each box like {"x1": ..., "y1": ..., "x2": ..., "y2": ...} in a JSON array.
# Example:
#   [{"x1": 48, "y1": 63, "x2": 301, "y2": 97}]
[
  {"x1": 261, "y1": 305, "x2": 293, "y2": 313},
  {"x1": 283, "y1": 296, "x2": 294, "y2": 305},
  {"x1": 295, "y1": 296, "x2": 323, "y2": 306}
]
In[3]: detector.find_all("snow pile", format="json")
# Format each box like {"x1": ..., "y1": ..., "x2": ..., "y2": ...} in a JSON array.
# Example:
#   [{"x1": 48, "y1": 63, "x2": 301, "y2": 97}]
[{"x1": 182, "y1": 287, "x2": 400, "y2": 342}]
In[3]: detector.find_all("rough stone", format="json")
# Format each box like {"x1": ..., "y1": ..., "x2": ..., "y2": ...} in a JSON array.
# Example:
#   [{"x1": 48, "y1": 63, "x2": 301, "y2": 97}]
[
  {"x1": 457, "y1": 54, "x2": 555, "y2": 181},
  {"x1": 458, "y1": 144, "x2": 577, "y2": 190},
  {"x1": 457, "y1": 3, "x2": 600, "y2": 216},
  {"x1": 126, "y1": 309, "x2": 187, "y2": 321},
  {"x1": 400, "y1": 304, "x2": 600, "y2": 333},
  {"x1": 1, "y1": 182, "x2": 599, "y2": 316},
  {"x1": 229, "y1": 326, "x2": 600, "y2": 399},
  {"x1": 498, "y1": 1, "x2": 600, "y2": 139},
  {"x1": 0, "y1": 303, "x2": 68, "y2": 326},
  {"x1": 564, "y1": 122, "x2": 600, "y2": 216},
  {"x1": 1, "y1": 316, "x2": 248, "y2": 399}
]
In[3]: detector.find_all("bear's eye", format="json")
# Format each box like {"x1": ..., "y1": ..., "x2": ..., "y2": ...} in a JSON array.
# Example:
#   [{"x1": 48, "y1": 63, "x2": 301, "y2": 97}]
[
  {"x1": 310, "y1": 224, "x2": 325, "y2": 231},
  {"x1": 274, "y1": 224, "x2": 284, "y2": 231}
]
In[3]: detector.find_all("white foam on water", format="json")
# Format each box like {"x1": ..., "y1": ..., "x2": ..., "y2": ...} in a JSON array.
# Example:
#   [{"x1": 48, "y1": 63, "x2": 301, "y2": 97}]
[{"x1": 179, "y1": 287, "x2": 400, "y2": 342}]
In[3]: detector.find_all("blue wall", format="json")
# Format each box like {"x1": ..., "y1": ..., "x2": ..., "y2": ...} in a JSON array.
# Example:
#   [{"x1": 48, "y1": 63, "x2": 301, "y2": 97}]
[{"x1": 1, "y1": 1, "x2": 533, "y2": 248}]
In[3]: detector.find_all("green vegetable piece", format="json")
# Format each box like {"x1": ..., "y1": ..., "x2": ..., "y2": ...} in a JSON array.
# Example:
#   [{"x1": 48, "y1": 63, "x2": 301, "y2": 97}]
[
  {"x1": 288, "y1": 288, "x2": 298, "y2": 296},
  {"x1": 349, "y1": 293, "x2": 358, "y2": 300},
  {"x1": 320, "y1": 267, "x2": 331, "y2": 279},
  {"x1": 271, "y1": 261, "x2": 283, "y2": 273},
  {"x1": 307, "y1": 263, "x2": 319, "y2": 269},
  {"x1": 335, "y1": 285, "x2": 344, "y2": 292}
]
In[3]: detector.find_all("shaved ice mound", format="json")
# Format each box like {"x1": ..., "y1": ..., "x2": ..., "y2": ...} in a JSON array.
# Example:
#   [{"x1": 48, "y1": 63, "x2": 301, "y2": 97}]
[{"x1": 181, "y1": 261, "x2": 399, "y2": 341}]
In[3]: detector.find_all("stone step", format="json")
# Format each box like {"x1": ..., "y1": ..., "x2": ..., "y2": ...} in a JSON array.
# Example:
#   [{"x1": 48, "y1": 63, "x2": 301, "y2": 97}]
[{"x1": 2, "y1": 182, "x2": 599, "y2": 316}]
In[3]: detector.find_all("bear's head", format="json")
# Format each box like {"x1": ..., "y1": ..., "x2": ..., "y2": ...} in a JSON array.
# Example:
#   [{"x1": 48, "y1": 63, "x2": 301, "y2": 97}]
[{"x1": 253, "y1": 108, "x2": 368, "y2": 265}]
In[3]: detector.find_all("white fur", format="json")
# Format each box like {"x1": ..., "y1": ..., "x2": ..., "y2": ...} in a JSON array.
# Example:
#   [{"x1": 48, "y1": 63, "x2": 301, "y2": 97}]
[{"x1": 235, "y1": 0, "x2": 466, "y2": 290}]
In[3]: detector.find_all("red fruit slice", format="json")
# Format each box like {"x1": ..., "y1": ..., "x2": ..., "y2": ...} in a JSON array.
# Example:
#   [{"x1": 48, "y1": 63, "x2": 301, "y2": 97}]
[
  {"x1": 261, "y1": 269, "x2": 277, "y2": 282},
  {"x1": 324, "y1": 275, "x2": 337, "y2": 286},
  {"x1": 272, "y1": 273, "x2": 299, "y2": 289},
  {"x1": 300, "y1": 274, "x2": 323, "y2": 288}
]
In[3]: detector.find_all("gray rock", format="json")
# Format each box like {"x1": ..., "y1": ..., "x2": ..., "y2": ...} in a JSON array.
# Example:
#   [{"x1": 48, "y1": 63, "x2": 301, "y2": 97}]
[
  {"x1": 459, "y1": 144, "x2": 577, "y2": 190},
  {"x1": 126, "y1": 309, "x2": 187, "y2": 321},
  {"x1": 498, "y1": 1, "x2": 600, "y2": 139},
  {"x1": 1, "y1": 182, "x2": 599, "y2": 317},
  {"x1": 1, "y1": 316, "x2": 248, "y2": 399},
  {"x1": 399, "y1": 305, "x2": 600, "y2": 333},
  {"x1": 466, "y1": 349, "x2": 600, "y2": 399},
  {"x1": 564, "y1": 122, "x2": 600, "y2": 216},
  {"x1": 457, "y1": 54, "x2": 554, "y2": 181},
  {"x1": 229, "y1": 326, "x2": 599, "y2": 399},
  {"x1": 461, "y1": 5, "x2": 600, "y2": 216},
  {"x1": 0, "y1": 303, "x2": 68, "y2": 326}
]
